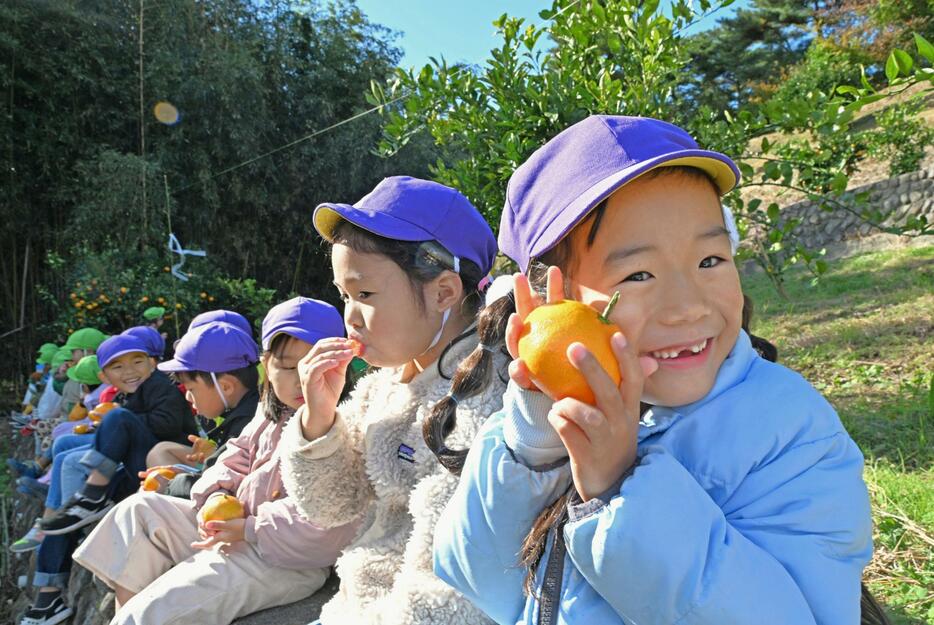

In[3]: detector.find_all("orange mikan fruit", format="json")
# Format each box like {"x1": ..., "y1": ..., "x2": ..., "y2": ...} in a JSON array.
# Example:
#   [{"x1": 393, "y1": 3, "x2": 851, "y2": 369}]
[
  {"x1": 518, "y1": 292, "x2": 622, "y2": 405},
  {"x1": 191, "y1": 437, "x2": 217, "y2": 458},
  {"x1": 348, "y1": 338, "x2": 364, "y2": 357},
  {"x1": 142, "y1": 467, "x2": 177, "y2": 492},
  {"x1": 68, "y1": 404, "x2": 89, "y2": 422},
  {"x1": 73, "y1": 423, "x2": 92, "y2": 435},
  {"x1": 201, "y1": 494, "x2": 245, "y2": 522},
  {"x1": 90, "y1": 402, "x2": 120, "y2": 420}
]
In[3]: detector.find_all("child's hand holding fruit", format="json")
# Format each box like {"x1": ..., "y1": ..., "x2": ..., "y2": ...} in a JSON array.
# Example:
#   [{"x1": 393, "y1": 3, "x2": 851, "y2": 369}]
[
  {"x1": 185, "y1": 435, "x2": 217, "y2": 464},
  {"x1": 297, "y1": 337, "x2": 359, "y2": 441},
  {"x1": 191, "y1": 494, "x2": 246, "y2": 550},
  {"x1": 506, "y1": 267, "x2": 657, "y2": 502}
]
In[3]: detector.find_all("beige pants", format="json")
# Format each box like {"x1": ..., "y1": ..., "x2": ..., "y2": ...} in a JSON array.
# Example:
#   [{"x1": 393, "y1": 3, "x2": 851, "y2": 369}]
[{"x1": 73, "y1": 492, "x2": 328, "y2": 625}]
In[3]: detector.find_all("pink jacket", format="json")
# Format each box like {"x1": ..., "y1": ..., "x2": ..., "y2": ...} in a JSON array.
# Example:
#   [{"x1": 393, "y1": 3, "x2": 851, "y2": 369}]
[{"x1": 190, "y1": 405, "x2": 358, "y2": 571}]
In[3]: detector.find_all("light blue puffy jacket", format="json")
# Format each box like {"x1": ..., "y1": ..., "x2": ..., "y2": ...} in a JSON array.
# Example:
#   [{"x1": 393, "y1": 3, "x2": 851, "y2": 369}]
[{"x1": 433, "y1": 331, "x2": 872, "y2": 624}]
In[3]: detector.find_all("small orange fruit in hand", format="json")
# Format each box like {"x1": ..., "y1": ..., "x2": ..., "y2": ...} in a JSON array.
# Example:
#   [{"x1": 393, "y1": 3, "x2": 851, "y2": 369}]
[
  {"x1": 73, "y1": 423, "x2": 92, "y2": 435},
  {"x1": 142, "y1": 467, "x2": 177, "y2": 491},
  {"x1": 90, "y1": 402, "x2": 119, "y2": 422},
  {"x1": 518, "y1": 292, "x2": 622, "y2": 405},
  {"x1": 201, "y1": 494, "x2": 245, "y2": 522},
  {"x1": 347, "y1": 338, "x2": 364, "y2": 357},
  {"x1": 68, "y1": 404, "x2": 89, "y2": 422},
  {"x1": 191, "y1": 437, "x2": 217, "y2": 458}
]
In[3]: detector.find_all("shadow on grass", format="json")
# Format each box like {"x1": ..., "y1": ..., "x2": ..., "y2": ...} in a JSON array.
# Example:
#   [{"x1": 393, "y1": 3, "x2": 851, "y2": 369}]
[
  {"x1": 883, "y1": 603, "x2": 929, "y2": 625},
  {"x1": 839, "y1": 390, "x2": 933, "y2": 471}
]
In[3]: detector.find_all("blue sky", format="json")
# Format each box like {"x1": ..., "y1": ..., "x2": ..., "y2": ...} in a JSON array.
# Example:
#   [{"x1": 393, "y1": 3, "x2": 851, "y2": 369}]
[{"x1": 355, "y1": 0, "x2": 750, "y2": 69}]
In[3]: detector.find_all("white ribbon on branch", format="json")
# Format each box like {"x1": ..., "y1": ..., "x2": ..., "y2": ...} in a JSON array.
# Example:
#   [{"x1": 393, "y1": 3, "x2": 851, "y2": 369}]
[{"x1": 168, "y1": 233, "x2": 206, "y2": 281}]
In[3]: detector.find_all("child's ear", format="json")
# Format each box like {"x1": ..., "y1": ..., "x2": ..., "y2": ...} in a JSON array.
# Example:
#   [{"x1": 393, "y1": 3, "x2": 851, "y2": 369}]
[
  {"x1": 217, "y1": 373, "x2": 241, "y2": 398},
  {"x1": 432, "y1": 270, "x2": 465, "y2": 312},
  {"x1": 97, "y1": 371, "x2": 111, "y2": 385}
]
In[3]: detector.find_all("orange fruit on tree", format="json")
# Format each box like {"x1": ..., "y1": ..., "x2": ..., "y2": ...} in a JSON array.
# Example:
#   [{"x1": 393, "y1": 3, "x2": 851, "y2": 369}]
[
  {"x1": 201, "y1": 494, "x2": 245, "y2": 522},
  {"x1": 142, "y1": 467, "x2": 177, "y2": 491},
  {"x1": 518, "y1": 292, "x2": 622, "y2": 405}
]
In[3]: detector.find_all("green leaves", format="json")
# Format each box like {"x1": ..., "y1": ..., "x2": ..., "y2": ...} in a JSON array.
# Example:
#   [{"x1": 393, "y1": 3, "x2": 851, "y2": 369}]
[
  {"x1": 885, "y1": 49, "x2": 914, "y2": 83},
  {"x1": 915, "y1": 33, "x2": 934, "y2": 64}
]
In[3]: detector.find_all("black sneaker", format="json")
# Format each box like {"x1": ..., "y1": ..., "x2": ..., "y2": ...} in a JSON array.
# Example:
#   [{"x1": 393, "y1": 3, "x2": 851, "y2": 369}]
[
  {"x1": 19, "y1": 594, "x2": 73, "y2": 625},
  {"x1": 38, "y1": 493, "x2": 114, "y2": 535}
]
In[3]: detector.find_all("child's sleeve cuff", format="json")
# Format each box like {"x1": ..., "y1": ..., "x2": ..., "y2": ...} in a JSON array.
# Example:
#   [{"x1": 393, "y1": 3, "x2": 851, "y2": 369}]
[
  {"x1": 501, "y1": 380, "x2": 567, "y2": 467},
  {"x1": 285, "y1": 407, "x2": 345, "y2": 460}
]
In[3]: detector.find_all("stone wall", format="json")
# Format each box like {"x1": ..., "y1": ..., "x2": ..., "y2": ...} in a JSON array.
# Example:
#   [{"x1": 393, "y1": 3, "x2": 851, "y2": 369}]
[{"x1": 776, "y1": 167, "x2": 934, "y2": 252}]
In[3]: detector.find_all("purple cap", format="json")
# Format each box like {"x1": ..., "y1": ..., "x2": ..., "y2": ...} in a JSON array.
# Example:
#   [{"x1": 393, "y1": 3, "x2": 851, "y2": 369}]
[
  {"x1": 313, "y1": 176, "x2": 498, "y2": 275},
  {"x1": 121, "y1": 326, "x2": 165, "y2": 358},
  {"x1": 499, "y1": 115, "x2": 740, "y2": 272},
  {"x1": 188, "y1": 309, "x2": 252, "y2": 337},
  {"x1": 96, "y1": 335, "x2": 150, "y2": 369},
  {"x1": 261, "y1": 297, "x2": 345, "y2": 350},
  {"x1": 158, "y1": 322, "x2": 259, "y2": 373}
]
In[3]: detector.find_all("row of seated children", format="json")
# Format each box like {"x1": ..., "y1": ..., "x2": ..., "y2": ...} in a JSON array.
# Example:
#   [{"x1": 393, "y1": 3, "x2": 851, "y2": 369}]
[
  {"x1": 8, "y1": 114, "x2": 879, "y2": 625},
  {"x1": 6, "y1": 310, "x2": 249, "y2": 623}
]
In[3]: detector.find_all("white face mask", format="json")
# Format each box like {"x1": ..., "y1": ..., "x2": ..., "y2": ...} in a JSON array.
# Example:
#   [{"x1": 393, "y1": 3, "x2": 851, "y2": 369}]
[
  {"x1": 420, "y1": 255, "x2": 460, "y2": 355},
  {"x1": 210, "y1": 371, "x2": 230, "y2": 412}
]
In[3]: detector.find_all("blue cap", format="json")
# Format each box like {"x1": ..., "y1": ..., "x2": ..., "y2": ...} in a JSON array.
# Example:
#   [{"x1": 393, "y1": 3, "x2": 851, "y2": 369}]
[
  {"x1": 97, "y1": 335, "x2": 150, "y2": 369},
  {"x1": 313, "y1": 176, "x2": 498, "y2": 275},
  {"x1": 158, "y1": 322, "x2": 259, "y2": 373},
  {"x1": 261, "y1": 297, "x2": 345, "y2": 351},
  {"x1": 499, "y1": 115, "x2": 740, "y2": 272},
  {"x1": 121, "y1": 326, "x2": 165, "y2": 358},
  {"x1": 189, "y1": 310, "x2": 252, "y2": 337}
]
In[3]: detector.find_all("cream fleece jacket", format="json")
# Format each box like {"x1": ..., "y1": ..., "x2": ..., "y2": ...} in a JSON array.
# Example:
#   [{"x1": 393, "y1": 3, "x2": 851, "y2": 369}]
[{"x1": 280, "y1": 337, "x2": 507, "y2": 625}]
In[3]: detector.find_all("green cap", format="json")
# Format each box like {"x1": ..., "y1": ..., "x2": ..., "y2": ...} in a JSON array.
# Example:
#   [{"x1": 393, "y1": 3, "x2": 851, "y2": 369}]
[
  {"x1": 63, "y1": 328, "x2": 108, "y2": 352},
  {"x1": 143, "y1": 306, "x2": 166, "y2": 321},
  {"x1": 67, "y1": 355, "x2": 102, "y2": 384},
  {"x1": 51, "y1": 347, "x2": 73, "y2": 369},
  {"x1": 36, "y1": 343, "x2": 59, "y2": 365}
]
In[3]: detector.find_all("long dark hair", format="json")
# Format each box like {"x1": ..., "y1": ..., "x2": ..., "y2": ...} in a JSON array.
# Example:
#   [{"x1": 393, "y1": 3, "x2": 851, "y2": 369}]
[{"x1": 328, "y1": 221, "x2": 492, "y2": 472}]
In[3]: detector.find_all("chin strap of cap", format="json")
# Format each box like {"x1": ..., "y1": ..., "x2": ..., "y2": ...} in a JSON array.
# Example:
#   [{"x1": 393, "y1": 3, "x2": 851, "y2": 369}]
[{"x1": 210, "y1": 371, "x2": 230, "y2": 412}]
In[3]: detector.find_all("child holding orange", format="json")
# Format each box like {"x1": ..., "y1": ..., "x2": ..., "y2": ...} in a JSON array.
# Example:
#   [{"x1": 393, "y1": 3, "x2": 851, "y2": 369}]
[
  {"x1": 432, "y1": 116, "x2": 873, "y2": 624},
  {"x1": 73, "y1": 299, "x2": 358, "y2": 625},
  {"x1": 280, "y1": 177, "x2": 507, "y2": 625}
]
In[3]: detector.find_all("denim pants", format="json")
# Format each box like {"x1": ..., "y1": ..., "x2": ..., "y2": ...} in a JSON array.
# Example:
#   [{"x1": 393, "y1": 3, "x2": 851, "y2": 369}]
[
  {"x1": 46, "y1": 444, "x2": 91, "y2": 509},
  {"x1": 42, "y1": 432, "x2": 87, "y2": 463},
  {"x1": 78, "y1": 408, "x2": 158, "y2": 488},
  {"x1": 34, "y1": 533, "x2": 80, "y2": 588}
]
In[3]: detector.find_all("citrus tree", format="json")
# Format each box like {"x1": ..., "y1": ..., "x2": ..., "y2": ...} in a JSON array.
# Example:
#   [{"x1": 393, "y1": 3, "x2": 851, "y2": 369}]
[{"x1": 369, "y1": 0, "x2": 933, "y2": 293}]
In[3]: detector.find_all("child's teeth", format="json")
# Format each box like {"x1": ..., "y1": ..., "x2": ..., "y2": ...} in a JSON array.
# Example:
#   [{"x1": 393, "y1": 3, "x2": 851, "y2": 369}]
[{"x1": 653, "y1": 339, "x2": 707, "y2": 359}]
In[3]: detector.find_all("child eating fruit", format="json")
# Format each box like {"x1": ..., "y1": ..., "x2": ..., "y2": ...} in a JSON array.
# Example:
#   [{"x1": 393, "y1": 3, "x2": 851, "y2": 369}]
[{"x1": 280, "y1": 176, "x2": 508, "y2": 625}]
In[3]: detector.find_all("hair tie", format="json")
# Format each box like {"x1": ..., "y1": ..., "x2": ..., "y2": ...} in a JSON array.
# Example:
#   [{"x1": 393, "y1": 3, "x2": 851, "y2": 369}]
[
  {"x1": 478, "y1": 342, "x2": 497, "y2": 353},
  {"x1": 446, "y1": 392, "x2": 460, "y2": 406},
  {"x1": 477, "y1": 275, "x2": 492, "y2": 292}
]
